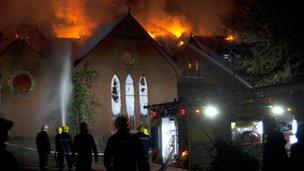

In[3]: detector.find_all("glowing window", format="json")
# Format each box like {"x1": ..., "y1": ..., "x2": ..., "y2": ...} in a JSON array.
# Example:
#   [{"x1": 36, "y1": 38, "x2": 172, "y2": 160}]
[
  {"x1": 187, "y1": 63, "x2": 192, "y2": 69},
  {"x1": 111, "y1": 74, "x2": 121, "y2": 116},
  {"x1": 125, "y1": 74, "x2": 135, "y2": 117},
  {"x1": 139, "y1": 76, "x2": 148, "y2": 115}
]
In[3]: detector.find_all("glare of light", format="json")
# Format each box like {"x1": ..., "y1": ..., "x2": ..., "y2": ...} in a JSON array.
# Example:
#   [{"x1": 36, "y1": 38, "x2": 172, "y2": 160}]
[
  {"x1": 231, "y1": 122, "x2": 236, "y2": 129},
  {"x1": 204, "y1": 105, "x2": 219, "y2": 118},
  {"x1": 181, "y1": 150, "x2": 188, "y2": 159},
  {"x1": 291, "y1": 119, "x2": 298, "y2": 143},
  {"x1": 161, "y1": 118, "x2": 177, "y2": 161},
  {"x1": 256, "y1": 121, "x2": 263, "y2": 135},
  {"x1": 271, "y1": 106, "x2": 284, "y2": 115},
  {"x1": 290, "y1": 118, "x2": 298, "y2": 144},
  {"x1": 292, "y1": 119, "x2": 298, "y2": 135}
]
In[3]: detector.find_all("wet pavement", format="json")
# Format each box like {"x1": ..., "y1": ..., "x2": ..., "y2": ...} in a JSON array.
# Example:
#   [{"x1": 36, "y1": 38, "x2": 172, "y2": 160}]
[{"x1": 6, "y1": 142, "x2": 186, "y2": 171}]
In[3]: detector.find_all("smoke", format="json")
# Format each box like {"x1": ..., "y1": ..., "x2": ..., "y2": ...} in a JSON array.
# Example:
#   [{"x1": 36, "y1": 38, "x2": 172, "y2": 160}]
[
  {"x1": 127, "y1": 0, "x2": 228, "y2": 36},
  {"x1": 0, "y1": 0, "x2": 127, "y2": 39},
  {"x1": 0, "y1": 0, "x2": 228, "y2": 40}
]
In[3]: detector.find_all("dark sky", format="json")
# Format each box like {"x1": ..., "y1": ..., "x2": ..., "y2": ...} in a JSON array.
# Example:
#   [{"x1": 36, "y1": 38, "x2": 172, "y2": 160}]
[{"x1": 0, "y1": 0, "x2": 228, "y2": 38}]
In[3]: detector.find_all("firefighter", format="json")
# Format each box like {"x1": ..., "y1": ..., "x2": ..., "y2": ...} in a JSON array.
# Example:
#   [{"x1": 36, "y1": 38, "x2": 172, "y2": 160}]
[
  {"x1": 73, "y1": 122, "x2": 98, "y2": 171},
  {"x1": 54, "y1": 126, "x2": 62, "y2": 168},
  {"x1": 0, "y1": 117, "x2": 21, "y2": 171},
  {"x1": 104, "y1": 116, "x2": 137, "y2": 171},
  {"x1": 36, "y1": 125, "x2": 51, "y2": 171},
  {"x1": 136, "y1": 125, "x2": 152, "y2": 171},
  {"x1": 55, "y1": 125, "x2": 73, "y2": 171}
]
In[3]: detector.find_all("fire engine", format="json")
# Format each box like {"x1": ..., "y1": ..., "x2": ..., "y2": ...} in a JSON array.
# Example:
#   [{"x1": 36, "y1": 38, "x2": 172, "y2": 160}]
[
  {"x1": 146, "y1": 96, "x2": 297, "y2": 170},
  {"x1": 145, "y1": 98, "x2": 229, "y2": 169}
]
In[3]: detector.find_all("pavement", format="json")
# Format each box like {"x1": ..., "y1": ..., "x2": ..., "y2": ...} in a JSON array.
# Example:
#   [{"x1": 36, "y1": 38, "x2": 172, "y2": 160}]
[
  {"x1": 21, "y1": 164, "x2": 186, "y2": 171},
  {"x1": 6, "y1": 142, "x2": 186, "y2": 171}
]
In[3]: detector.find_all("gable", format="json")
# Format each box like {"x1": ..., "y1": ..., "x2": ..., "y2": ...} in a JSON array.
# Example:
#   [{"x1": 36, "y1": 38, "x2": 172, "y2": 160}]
[
  {"x1": 75, "y1": 13, "x2": 181, "y2": 75},
  {"x1": 0, "y1": 39, "x2": 43, "y2": 60},
  {"x1": 0, "y1": 39, "x2": 44, "y2": 80},
  {"x1": 178, "y1": 36, "x2": 252, "y2": 89}
]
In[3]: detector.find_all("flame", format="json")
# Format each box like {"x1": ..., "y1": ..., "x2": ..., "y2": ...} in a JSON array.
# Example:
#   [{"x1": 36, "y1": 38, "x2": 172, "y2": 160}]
[
  {"x1": 53, "y1": 1, "x2": 94, "y2": 39},
  {"x1": 225, "y1": 34, "x2": 235, "y2": 42},
  {"x1": 178, "y1": 41, "x2": 184, "y2": 47},
  {"x1": 145, "y1": 15, "x2": 191, "y2": 39}
]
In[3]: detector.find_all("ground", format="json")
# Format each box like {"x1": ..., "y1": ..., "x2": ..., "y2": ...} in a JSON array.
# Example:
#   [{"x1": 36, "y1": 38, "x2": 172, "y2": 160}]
[{"x1": 6, "y1": 139, "x2": 186, "y2": 171}]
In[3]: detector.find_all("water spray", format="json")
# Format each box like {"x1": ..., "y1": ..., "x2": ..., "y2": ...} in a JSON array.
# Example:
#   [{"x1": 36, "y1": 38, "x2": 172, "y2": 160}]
[{"x1": 59, "y1": 51, "x2": 73, "y2": 126}]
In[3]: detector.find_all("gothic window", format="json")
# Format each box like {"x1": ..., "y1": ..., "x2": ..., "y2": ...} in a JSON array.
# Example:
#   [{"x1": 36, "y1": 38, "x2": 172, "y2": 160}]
[
  {"x1": 139, "y1": 76, "x2": 148, "y2": 115},
  {"x1": 111, "y1": 74, "x2": 121, "y2": 116},
  {"x1": 125, "y1": 74, "x2": 135, "y2": 117}
]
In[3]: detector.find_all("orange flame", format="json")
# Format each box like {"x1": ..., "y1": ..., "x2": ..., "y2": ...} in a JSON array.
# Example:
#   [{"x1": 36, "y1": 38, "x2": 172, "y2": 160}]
[
  {"x1": 145, "y1": 15, "x2": 191, "y2": 39},
  {"x1": 225, "y1": 34, "x2": 235, "y2": 42},
  {"x1": 53, "y1": 1, "x2": 94, "y2": 39}
]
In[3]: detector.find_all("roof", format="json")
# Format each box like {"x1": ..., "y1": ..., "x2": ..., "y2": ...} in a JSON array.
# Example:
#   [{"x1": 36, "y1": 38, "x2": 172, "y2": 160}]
[
  {"x1": 73, "y1": 14, "x2": 126, "y2": 62},
  {"x1": 0, "y1": 38, "x2": 42, "y2": 57},
  {"x1": 189, "y1": 35, "x2": 253, "y2": 88},
  {"x1": 74, "y1": 13, "x2": 181, "y2": 75}
]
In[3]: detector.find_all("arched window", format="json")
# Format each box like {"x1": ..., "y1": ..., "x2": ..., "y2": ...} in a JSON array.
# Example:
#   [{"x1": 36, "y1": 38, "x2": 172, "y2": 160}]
[
  {"x1": 111, "y1": 74, "x2": 121, "y2": 116},
  {"x1": 125, "y1": 74, "x2": 135, "y2": 117},
  {"x1": 139, "y1": 76, "x2": 148, "y2": 115}
]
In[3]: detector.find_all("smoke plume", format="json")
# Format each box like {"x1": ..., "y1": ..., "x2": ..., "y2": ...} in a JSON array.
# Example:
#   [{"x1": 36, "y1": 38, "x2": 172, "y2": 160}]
[{"x1": 0, "y1": 0, "x2": 228, "y2": 41}]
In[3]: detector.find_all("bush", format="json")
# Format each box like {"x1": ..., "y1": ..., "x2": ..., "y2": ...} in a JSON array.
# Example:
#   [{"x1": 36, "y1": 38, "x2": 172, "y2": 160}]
[{"x1": 208, "y1": 139, "x2": 260, "y2": 171}]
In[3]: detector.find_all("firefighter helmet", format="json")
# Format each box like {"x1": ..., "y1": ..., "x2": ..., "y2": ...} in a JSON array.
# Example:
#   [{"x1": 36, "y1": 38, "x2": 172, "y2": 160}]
[
  {"x1": 137, "y1": 125, "x2": 149, "y2": 136},
  {"x1": 56, "y1": 126, "x2": 62, "y2": 134},
  {"x1": 42, "y1": 125, "x2": 49, "y2": 132},
  {"x1": 63, "y1": 125, "x2": 69, "y2": 133}
]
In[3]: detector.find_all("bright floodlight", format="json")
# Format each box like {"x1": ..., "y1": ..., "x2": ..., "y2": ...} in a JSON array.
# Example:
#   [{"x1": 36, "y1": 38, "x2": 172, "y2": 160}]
[
  {"x1": 271, "y1": 106, "x2": 284, "y2": 115},
  {"x1": 204, "y1": 105, "x2": 219, "y2": 118}
]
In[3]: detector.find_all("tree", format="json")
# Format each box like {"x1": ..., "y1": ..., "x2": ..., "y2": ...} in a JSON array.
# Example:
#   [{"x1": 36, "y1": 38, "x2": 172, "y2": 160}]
[
  {"x1": 222, "y1": 0, "x2": 304, "y2": 87},
  {"x1": 68, "y1": 68, "x2": 96, "y2": 134}
]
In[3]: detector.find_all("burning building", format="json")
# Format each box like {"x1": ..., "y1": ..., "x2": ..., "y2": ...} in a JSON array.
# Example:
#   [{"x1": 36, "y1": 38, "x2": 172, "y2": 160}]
[
  {"x1": 0, "y1": 13, "x2": 180, "y2": 138},
  {"x1": 74, "y1": 13, "x2": 180, "y2": 136}
]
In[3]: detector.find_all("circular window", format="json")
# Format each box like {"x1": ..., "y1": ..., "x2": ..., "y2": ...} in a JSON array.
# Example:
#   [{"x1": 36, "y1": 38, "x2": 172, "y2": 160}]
[
  {"x1": 9, "y1": 70, "x2": 35, "y2": 95},
  {"x1": 13, "y1": 74, "x2": 32, "y2": 93},
  {"x1": 121, "y1": 50, "x2": 136, "y2": 65}
]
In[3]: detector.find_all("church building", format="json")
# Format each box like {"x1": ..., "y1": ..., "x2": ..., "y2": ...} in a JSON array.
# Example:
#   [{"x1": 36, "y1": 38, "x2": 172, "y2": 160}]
[{"x1": 0, "y1": 13, "x2": 180, "y2": 137}]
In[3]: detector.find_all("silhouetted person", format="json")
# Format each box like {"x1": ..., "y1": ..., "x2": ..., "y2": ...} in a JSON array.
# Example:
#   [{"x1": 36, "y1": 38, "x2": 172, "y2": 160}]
[
  {"x1": 289, "y1": 122, "x2": 304, "y2": 170},
  {"x1": 104, "y1": 116, "x2": 137, "y2": 171},
  {"x1": 55, "y1": 125, "x2": 73, "y2": 171},
  {"x1": 73, "y1": 122, "x2": 98, "y2": 171},
  {"x1": 262, "y1": 114, "x2": 277, "y2": 142},
  {"x1": 263, "y1": 130, "x2": 288, "y2": 171},
  {"x1": 54, "y1": 126, "x2": 62, "y2": 168},
  {"x1": 136, "y1": 125, "x2": 152, "y2": 171},
  {"x1": 36, "y1": 125, "x2": 51, "y2": 171},
  {"x1": 0, "y1": 117, "x2": 20, "y2": 171}
]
